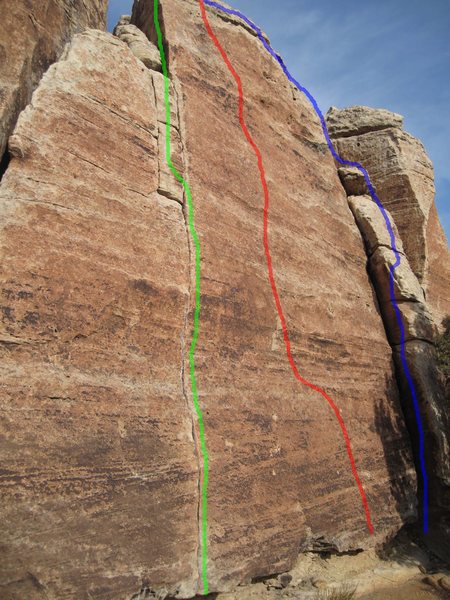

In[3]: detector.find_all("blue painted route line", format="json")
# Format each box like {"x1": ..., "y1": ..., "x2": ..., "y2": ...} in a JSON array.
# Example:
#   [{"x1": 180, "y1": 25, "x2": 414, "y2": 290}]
[{"x1": 203, "y1": 0, "x2": 428, "y2": 534}]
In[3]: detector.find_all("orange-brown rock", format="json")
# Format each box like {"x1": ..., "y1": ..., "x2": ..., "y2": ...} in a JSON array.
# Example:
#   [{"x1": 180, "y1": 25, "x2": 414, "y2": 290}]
[
  {"x1": 0, "y1": 29, "x2": 198, "y2": 599},
  {"x1": 348, "y1": 195, "x2": 436, "y2": 345},
  {"x1": 326, "y1": 105, "x2": 450, "y2": 331},
  {"x1": 1, "y1": 0, "x2": 440, "y2": 597},
  {"x1": 347, "y1": 195, "x2": 449, "y2": 512},
  {"x1": 332, "y1": 106, "x2": 450, "y2": 549},
  {"x1": 132, "y1": 0, "x2": 414, "y2": 590},
  {"x1": 0, "y1": 0, "x2": 108, "y2": 161},
  {"x1": 425, "y1": 201, "x2": 450, "y2": 331}
]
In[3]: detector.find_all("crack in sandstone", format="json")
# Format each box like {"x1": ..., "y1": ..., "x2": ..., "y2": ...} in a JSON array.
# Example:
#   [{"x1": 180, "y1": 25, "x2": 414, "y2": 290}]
[
  {"x1": 171, "y1": 67, "x2": 204, "y2": 599},
  {"x1": 133, "y1": 12, "x2": 204, "y2": 589},
  {"x1": 65, "y1": 149, "x2": 108, "y2": 172},
  {"x1": 80, "y1": 93, "x2": 158, "y2": 138}
]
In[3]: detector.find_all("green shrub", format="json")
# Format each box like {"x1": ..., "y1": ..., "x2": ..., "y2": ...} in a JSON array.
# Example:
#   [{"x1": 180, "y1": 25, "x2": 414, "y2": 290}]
[{"x1": 435, "y1": 315, "x2": 450, "y2": 375}]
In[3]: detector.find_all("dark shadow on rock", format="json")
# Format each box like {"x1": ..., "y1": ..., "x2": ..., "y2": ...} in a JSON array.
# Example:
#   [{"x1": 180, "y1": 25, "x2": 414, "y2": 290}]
[
  {"x1": 373, "y1": 380, "x2": 417, "y2": 523},
  {"x1": 0, "y1": 148, "x2": 11, "y2": 182}
]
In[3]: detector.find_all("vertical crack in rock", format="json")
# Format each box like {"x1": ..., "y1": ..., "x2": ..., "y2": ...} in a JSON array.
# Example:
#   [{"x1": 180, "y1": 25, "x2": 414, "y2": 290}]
[
  {"x1": 120, "y1": 10, "x2": 203, "y2": 590},
  {"x1": 132, "y1": 0, "x2": 171, "y2": 76},
  {"x1": 326, "y1": 104, "x2": 450, "y2": 541},
  {"x1": 171, "y1": 60, "x2": 205, "y2": 600},
  {"x1": 350, "y1": 193, "x2": 450, "y2": 529},
  {"x1": 165, "y1": 73, "x2": 205, "y2": 589},
  {"x1": 152, "y1": 9, "x2": 204, "y2": 587}
]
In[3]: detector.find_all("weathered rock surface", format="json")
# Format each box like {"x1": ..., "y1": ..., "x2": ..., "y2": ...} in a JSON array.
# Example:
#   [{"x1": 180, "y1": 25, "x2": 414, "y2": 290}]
[
  {"x1": 0, "y1": 0, "x2": 108, "y2": 162},
  {"x1": 425, "y1": 200, "x2": 450, "y2": 331},
  {"x1": 0, "y1": 29, "x2": 198, "y2": 599},
  {"x1": 326, "y1": 105, "x2": 450, "y2": 330},
  {"x1": 213, "y1": 529, "x2": 440, "y2": 600},
  {"x1": 131, "y1": 0, "x2": 415, "y2": 591},
  {"x1": 348, "y1": 195, "x2": 436, "y2": 345},
  {"x1": 328, "y1": 107, "x2": 450, "y2": 516},
  {"x1": 346, "y1": 189, "x2": 449, "y2": 543},
  {"x1": 114, "y1": 16, "x2": 162, "y2": 71},
  {"x1": 330, "y1": 108, "x2": 450, "y2": 536},
  {"x1": 348, "y1": 195, "x2": 405, "y2": 257},
  {"x1": 326, "y1": 105, "x2": 403, "y2": 139},
  {"x1": 394, "y1": 339, "x2": 450, "y2": 492},
  {"x1": 2, "y1": 0, "x2": 449, "y2": 597},
  {"x1": 337, "y1": 165, "x2": 369, "y2": 196}
]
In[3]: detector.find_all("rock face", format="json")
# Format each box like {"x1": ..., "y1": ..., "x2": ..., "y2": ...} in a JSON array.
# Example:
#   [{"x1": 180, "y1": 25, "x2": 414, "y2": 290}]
[
  {"x1": 114, "y1": 15, "x2": 162, "y2": 71},
  {"x1": 1, "y1": 0, "x2": 448, "y2": 598},
  {"x1": 328, "y1": 105, "x2": 450, "y2": 544},
  {"x1": 326, "y1": 105, "x2": 450, "y2": 330},
  {"x1": 0, "y1": 29, "x2": 198, "y2": 599},
  {"x1": 0, "y1": 0, "x2": 108, "y2": 162},
  {"x1": 347, "y1": 196, "x2": 435, "y2": 344},
  {"x1": 132, "y1": 0, "x2": 415, "y2": 591},
  {"x1": 326, "y1": 105, "x2": 404, "y2": 139},
  {"x1": 425, "y1": 201, "x2": 450, "y2": 331},
  {"x1": 348, "y1": 195, "x2": 450, "y2": 518}
]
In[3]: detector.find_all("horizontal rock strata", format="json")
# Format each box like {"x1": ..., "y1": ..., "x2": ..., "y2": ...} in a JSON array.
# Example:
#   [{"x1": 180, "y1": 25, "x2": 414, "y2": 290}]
[
  {"x1": 326, "y1": 105, "x2": 450, "y2": 331},
  {"x1": 3, "y1": 0, "x2": 449, "y2": 597},
  {"x1": 0, "y1": 29, "x2": 198, "y2": 600},
  {"x1": 132, "y1": 0, "x2": 416, "y2": 592}
]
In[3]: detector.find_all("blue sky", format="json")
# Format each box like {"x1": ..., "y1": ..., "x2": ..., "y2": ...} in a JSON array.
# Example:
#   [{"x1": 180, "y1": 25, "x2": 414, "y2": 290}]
[{"x1": 107, "y1": 0, "x2": 450, "y2": 241}]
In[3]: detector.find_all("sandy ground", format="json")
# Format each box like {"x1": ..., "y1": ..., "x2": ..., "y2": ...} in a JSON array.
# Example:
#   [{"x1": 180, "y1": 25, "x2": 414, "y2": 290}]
[
  {"x1": 358, "y1": 575, "x2": 450, "y2": 599},
  {"x1": 208, "y1": 528, "x2": 450, "y2": 600}
]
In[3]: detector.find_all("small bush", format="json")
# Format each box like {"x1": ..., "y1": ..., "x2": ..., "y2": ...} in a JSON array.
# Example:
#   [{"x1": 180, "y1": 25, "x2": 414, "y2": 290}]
[{"x1": 435, "y1": 315, "x2": 450, "y2": 375}]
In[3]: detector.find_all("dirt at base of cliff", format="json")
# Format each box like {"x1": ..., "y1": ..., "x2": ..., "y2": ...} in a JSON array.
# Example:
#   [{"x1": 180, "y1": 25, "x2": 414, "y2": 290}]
[{"x1": 191, "y1": 527, "x2": 450, "y2": 600}]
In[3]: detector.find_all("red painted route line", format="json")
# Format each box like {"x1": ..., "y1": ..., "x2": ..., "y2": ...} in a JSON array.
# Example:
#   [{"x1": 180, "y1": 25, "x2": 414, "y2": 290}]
[{"x1": 198, "y1": 0, "x2": 373, "y2": 534}]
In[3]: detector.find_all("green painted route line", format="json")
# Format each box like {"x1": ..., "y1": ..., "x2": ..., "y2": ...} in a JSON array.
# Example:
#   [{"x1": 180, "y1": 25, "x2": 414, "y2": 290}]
[{"x1": 153, "y1": 0, "x2": 209, "y2": 593}]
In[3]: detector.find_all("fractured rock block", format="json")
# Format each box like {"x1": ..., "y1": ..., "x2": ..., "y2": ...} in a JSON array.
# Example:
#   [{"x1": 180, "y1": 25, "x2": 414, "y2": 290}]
[
  {"x1": 327, "y1": 107, "x2": 436, "y2": 286},
  {"x1": 338, "y1": 166, "x2": 369, "y2": 196},
  {"x1": 380, "y1": 300, "x2": 436, "y2": 345},
  {"x1": 370, "y1": 246, "x2": 425, "y2": 304},
  {"x1": 157, "y1": 122, "x2": 185, "y2": 204},
  {"x1": 349, "y1": 195, "x2": 404, "y2": 256},
  {"x1": 0, "y1": 0, "x2": 109, "y2": 157},
  {"x1": 327, "y1": 105, "x2": 403, "y2": 139},
  {"x1": 114, "y1": 21, "x2": 162, "y2": 71}
]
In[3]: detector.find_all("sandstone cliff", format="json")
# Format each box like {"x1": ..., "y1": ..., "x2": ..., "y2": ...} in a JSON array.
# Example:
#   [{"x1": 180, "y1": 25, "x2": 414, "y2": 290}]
[
  {"x1": 0, "y1": 0, "x2": 108, "y2": 163},
  {"x1": 0, "y1": 0, "x2": 448, "y2": 598},
  {"x1": 326, "y1": 107, "x2": 450, "y2": 542},
  {"x1": 326, "y1": 105, "x2": 450, "y2": 331}
]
